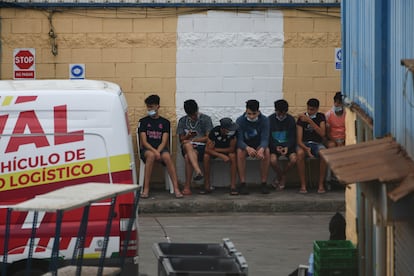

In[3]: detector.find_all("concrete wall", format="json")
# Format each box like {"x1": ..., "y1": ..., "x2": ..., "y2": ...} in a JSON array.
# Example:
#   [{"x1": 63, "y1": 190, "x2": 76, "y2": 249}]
[{"x1": 0, "y1": 7, "x2": 341, "y2": 185}]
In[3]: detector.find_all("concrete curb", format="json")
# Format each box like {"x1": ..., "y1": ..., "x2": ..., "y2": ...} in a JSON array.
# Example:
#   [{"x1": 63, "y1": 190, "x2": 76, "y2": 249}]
[{"x1": 138, "y1": 187, "x2": 345, "y2": 214}]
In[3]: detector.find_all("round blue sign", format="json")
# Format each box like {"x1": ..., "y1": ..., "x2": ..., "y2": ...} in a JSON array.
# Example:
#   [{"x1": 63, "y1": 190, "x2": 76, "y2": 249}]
[{"x1": 71, "y1": 65, "x2": 84, "y2": 77}]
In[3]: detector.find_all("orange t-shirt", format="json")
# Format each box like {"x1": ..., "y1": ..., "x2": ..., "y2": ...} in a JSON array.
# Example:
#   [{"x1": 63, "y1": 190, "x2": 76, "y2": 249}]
[{"x1": 325, "y1": 109, "x2": 346, "y2": 140}]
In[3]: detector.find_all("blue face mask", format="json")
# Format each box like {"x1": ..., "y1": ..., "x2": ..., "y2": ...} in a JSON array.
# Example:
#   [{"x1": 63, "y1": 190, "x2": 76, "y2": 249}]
[
  {"x1": 147, "y1": 110, "x2": 157, "y2": 117},
  {"x1": 334, "y1": 106, "x2": 343, "y2": 113}
]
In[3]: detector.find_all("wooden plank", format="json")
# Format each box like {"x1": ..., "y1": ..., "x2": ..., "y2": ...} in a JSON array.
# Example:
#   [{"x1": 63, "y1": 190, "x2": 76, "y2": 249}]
[
  {"x1": 42, "y1": 265, "x2": 121, "y2": 276},
  {"x1": 320, "y1": 137, "x2": 393, "y2": 156},
  {"x1": 11, "y1": 183, "x2": 139, "y2": 212},
  {"x1": 321, "y1": 142, "x2": 400, "y2": 164},
  {"x1": 388, "y1": 173, "x2": 414, "y2": 202},
  {"x1": 38, "y1": 183, "x2": 139, "y2": 202},
  {"x1": 12, "y1": 197, "x2": 91, "y2": 212}
]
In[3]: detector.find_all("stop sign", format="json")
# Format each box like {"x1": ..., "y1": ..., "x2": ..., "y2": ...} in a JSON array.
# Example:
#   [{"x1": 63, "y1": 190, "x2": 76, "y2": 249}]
[{"x1": 15, "y1": 50, "x2": 35, "y2": 70}]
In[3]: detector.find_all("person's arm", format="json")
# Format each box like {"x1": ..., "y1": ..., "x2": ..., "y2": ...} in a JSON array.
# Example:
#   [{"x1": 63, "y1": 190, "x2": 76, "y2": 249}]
[
  {"x1": 236, "y1": 117, "x2": 247, "y2": 149},
  {"x1": 298, "y1": 113, "x2": 325, "y2": 138},
  {"x1": 259, "y1": 116, "x2": 270, "y2": 149},
  {"x1": 177, "y1": 117, "x2": 195, "y2": 144},
  {"x1": 287, "y1": 117, "x2": 297, "y2": 152},
  {"x1": 216, "y1": 137, "x2": 236, "y2": 154}
]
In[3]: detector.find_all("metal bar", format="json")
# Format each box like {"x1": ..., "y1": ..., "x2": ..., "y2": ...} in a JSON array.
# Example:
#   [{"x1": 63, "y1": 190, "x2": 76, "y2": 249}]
[
  {"x1": 25, "y1": 211, "x2": 39, "y2": 276},
  {"x1": 49, "y1": 210, "x2": 64, "y2": 276},
  {"x1": 75, "y1": 205, "x2": 91, "y2": 276},
  {"x1": 98, "y1": 196, "x2": 117, "y2": 276},
  {"x1": 2, "y1": 208, "x2": 12, "y2": 276},
  {"x1": 119, "y1": 189, "x2": 141, "y2": 270}
]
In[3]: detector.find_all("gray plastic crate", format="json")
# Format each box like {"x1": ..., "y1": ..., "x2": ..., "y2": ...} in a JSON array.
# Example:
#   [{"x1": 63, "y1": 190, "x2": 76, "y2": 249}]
[{"x1": 160, "y1": 253, "x2": 248, "y2": 276}]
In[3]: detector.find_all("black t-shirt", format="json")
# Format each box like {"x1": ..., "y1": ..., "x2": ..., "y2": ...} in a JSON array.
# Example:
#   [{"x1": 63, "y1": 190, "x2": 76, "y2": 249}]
[
  {"x1": 138, "y1": 116, "x2": 170, "y2": 149},
  {"x1": 296, "y1": 112, "x2": 326, "y2": 143},
  {"x1": 208, "y1": 126, "x2": 236, "y2": 148}
]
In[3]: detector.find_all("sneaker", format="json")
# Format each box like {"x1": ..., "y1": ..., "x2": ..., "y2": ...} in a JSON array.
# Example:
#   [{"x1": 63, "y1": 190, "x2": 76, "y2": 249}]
[
  {"x1": 261, "y1": 184, "x2": 270, "y2": 194},
  {"x1": 239, "y1": 184, "x2": 249, "y2": 195}
]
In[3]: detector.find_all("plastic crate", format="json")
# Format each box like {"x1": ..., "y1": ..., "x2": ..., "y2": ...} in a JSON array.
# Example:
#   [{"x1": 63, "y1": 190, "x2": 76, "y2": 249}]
[
  {"x1": 314, "y1": 267, "x2": 358, "y2": 276},
  {"x1": 159, "y1": 255, "x2": 247, "y2": 276},
  {"x1": 314, "y1": 256, "x2": 357, "y2": 269},
  {"x1": 313, "y1": 240, "x2": 357, "y2": 259},
  {"x1": 153, "y1": 239, "x2": 237, "y2": 260}
]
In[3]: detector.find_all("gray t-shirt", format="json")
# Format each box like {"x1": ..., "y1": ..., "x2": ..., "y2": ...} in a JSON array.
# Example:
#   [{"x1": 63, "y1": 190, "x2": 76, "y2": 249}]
[{"x1": 177, "y1": 113, "x2": 213, "y2": 139}]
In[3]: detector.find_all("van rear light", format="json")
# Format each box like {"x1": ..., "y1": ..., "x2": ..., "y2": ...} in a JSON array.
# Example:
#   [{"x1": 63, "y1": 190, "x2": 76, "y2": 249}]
[{"x1": 119, "y1": 204, "x2": 137, "y2": 257}]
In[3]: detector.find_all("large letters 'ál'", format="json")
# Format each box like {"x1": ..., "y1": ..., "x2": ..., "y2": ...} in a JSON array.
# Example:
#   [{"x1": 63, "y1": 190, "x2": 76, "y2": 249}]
[{"x1": 1, "y1": 105, "x2": 84, "y2": 153}]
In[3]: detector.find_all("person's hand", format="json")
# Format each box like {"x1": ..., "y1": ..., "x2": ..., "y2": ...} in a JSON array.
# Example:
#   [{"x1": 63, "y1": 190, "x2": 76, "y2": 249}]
[
  {"x1": 256, "y1": 147, "x2": 265, "y2": 160},
  {"x1": 276, "y1": 146, "x2": 283, "y2": 154},
  {"x1": 221, "y1": 154, "x2": 230, "y2": 162},
  {"x1": 305, "y1": 146, "x2": 314, "y2": 158},
  {"x1": 246, "y1": 146, "x2": 257, "y2": 158},
  {"x1": 298, "y1": 113, "x2": 312, "y2": 123},
  {"x1": 154, "y1": 151, "x2": 161, "y2": 160}
]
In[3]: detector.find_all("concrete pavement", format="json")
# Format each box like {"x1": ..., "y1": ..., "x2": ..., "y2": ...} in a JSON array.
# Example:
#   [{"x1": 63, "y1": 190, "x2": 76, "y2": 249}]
[
  {"x1": 138, "y1": 184, "x2": 345, "y2": 214},
  {"x1": 137, "y1": 213, "x2": 336, "y2": 276}
]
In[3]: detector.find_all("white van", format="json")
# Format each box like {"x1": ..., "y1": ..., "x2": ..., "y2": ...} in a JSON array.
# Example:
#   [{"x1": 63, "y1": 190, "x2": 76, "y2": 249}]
[{"x1": 0, "y1": 79, "x2": 138, "y2": 275}]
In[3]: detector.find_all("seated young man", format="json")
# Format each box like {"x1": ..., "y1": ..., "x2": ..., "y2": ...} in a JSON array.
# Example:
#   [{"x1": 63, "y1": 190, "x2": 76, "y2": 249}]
[
  {"x1": 203, "y1": 117, "x2": 239, "y2": 195},
  {"x1": 138, "y1": 94, "x2": 183, "y2": 199},
  {"x1": 325, "y1": 92, "x2": 346, "y2": 148},
  {"x1": 296, "y1": 98, "x2": 327, "y2": 194},
  {"x1": 177, "y1": 99, "x2": 213, "y2": 196},
  {"x1": 236, "y1": 99, "x2": 270, "y2": 195},
  {"x1": 268, "y1": 99, "x2": 297, "y2": 191}
]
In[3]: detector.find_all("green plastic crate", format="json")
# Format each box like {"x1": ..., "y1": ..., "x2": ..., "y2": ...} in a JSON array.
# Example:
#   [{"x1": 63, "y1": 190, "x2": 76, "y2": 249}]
[
  {"x1": 314, "y1": 267, "x2": 358, "y2": 276},
  {"x1": 314, "y1": 240, "x2": 357, "y2": 259},
  {"x1": 314, "y1": 256, "x2": 357, "y2": 269}
]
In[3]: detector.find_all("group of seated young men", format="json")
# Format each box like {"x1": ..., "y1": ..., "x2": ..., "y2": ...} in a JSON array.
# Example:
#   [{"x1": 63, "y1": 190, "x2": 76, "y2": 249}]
[{"x1": 137, "y1": 93, "x2": 345, "y2": 198}]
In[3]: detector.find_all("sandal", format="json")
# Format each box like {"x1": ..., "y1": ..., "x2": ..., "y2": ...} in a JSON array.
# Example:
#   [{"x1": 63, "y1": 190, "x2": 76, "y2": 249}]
[
  {"x1": 298, "y1": 189, "x2": 308, "y2": 194},
  {"x1": 271, "y1": 177, "x2": 280, "y2": 189},
  {"x1": 175, "y1": 192, "x2": 184, "y2": 198},
  {"x1": 317, "y1": 189, "x2": 326, "y2": 194},
  {"x1": 140, "y1": 193, "x2": 149, "y2": 199},
  {"x1": 230, "y1": 188, "x2": 239, "y2": 196},
  {"x1": 199, "y1": 188, "x2": 212, "y2": 195},
  {"x1": 181, "y1": 189, "x2": 192, "y2": 196},
  {"x1": 193, "y1": 173, "x2": 204, "y2": 181}
]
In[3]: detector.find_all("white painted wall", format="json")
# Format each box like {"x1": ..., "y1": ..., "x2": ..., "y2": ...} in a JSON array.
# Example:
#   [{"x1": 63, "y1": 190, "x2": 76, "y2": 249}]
[{"x1": 176, "y1": 10, "x2": 284, "y2": 185}]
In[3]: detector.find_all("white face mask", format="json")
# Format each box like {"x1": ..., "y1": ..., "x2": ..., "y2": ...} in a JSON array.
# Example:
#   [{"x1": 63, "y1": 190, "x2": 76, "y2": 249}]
[
  {"x1": 276, "y1": 115, "x2": 287, "y2": 121},
  {"x1": 147, "y1": 110, "x2": 157, "y2": 117},
  {"x1": 306, "y1": 112, "x2": 317, "y2": 119},
  {"x1": 334, "y1": 106, "x2": 343, "y2": 113},
  {"x1": 246, "y1": 116, "x2": 259, "y2": 122},
  {"x1": 227, "y1": 131, "x2": 235, "y2": 136}
]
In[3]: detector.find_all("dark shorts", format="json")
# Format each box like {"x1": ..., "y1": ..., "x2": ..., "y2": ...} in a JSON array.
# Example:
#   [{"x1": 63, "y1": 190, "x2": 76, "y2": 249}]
[
  {"x1": 181, "y1": 144, "x2": 205, "y2": 162},
  {"x1": 270, "y1": 146, "x2": 295, "y2": 156},
  {"x1": 303, "y1": 141, "x2": 326, "y2": 158},
  {"x1": 140, "y1": 148, "x2": 169, "y2": 164}
]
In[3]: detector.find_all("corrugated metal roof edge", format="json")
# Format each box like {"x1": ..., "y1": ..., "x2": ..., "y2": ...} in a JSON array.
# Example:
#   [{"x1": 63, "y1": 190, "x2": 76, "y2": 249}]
[{"x1": 0, "y1": 2, "x2": 340, "y2": 8}]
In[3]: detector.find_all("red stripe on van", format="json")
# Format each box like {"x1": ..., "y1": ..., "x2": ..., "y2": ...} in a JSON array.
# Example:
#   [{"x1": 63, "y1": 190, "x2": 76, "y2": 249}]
[{"x1": 15, "y1": 96, "x2": 37, "y2": 104}]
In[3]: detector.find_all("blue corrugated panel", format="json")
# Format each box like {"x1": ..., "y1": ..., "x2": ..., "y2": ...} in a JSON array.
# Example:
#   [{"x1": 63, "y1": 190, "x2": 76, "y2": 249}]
[{"x1": 389, "y1": 1, "x2": 414, "y2": 158}]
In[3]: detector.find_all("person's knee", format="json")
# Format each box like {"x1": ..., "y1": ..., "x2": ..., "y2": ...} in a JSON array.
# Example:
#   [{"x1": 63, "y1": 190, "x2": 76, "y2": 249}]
[
  {"x1": 296, "y1": 149, "x2": 305, "y2": 160},
  {"x1": 289, "y1": 153, "x2": 297, "y2": 164}
]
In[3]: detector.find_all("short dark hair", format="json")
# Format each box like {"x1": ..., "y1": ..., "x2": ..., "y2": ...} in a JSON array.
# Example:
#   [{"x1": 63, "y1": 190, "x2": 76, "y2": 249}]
[
  {"x1": 145, "y1": 94, "x2": 160, "y2": 105},
  {"x1": 307, "y1": 98, "x2": 320, "y2": 108},
  {"x1": 274, "y1": 99, "x2": 288, "y2": 113},
  {"x1": 246, "y1": 99, "x2": 259, "y2": 112},
  {"x1": 334, "y1": 92, "x2": 343, "y2": 103},
  {"x1": 184, "y1": 99, "x2": 198, "y2": 115}
]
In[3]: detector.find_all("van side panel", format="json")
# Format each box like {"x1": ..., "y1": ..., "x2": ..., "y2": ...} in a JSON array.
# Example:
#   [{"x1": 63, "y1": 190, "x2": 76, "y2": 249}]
[{"x1": 0, "y1": 80, "x2": 138, "y2": 275}]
